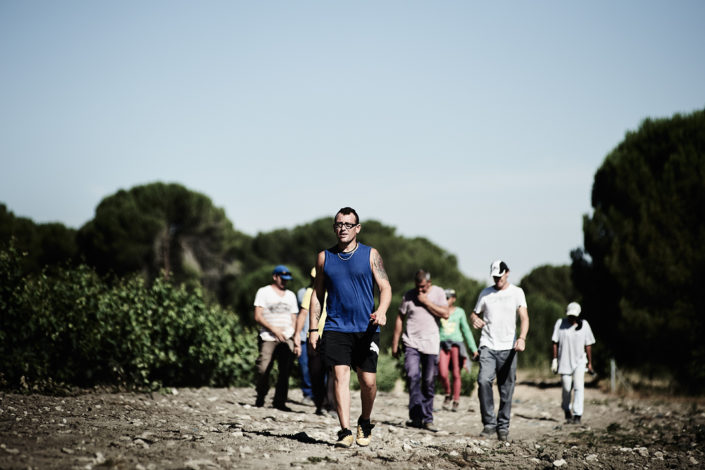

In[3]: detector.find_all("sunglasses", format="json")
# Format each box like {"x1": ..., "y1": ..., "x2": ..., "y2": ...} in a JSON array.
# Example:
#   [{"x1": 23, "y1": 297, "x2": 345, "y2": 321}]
[{"x1": 333, "y1": 222, "x2": 358, "y2": 230}]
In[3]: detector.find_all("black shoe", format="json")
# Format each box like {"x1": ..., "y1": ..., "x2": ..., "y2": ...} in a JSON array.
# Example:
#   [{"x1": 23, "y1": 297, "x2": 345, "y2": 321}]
[
  {"x1": 497, "y1": 429, "x2": 509, "y2": 441},
  {"x1": 423, "y1": 421, "x2": 439, "y2": 432},
  {"x1": 255, "y1": 397, "x2": 264, "y2": 408},
  {"x1": 564, "y1": 410, "x2": 572, "y2": 423},
  {"x1": 274, "y1": 404, "x2": 292, "y2": 412},
  {"x1": 479, "y1": 425, "x2": 495, "y2": 438},
  {"x1": 405, "y1": 420, "x2": 423, "y2": 429},
  {"x1": 572, "y1": 415, "x2": 581, "y2": 424}
]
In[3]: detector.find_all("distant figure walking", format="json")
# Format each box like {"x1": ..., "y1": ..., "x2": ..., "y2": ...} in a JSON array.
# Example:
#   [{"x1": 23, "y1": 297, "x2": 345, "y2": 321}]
[
  {"x1": 551, "y1": 302, "x2": 596, "y2": 425},
  {"x1": 253, "y1": 265, "x2": 301, "y2": 411},
  {"x1": 298, "y1": 267, "x2": 336, "y2": 416},
  {"x1": 309, "y1": 207, "x2": 392, "y2": 448},
  {"x1": 295, "y1": 269, "x2": 316, "y2": 405},
  {"x1": 392, "y1": 270, "x2": 449, "y2": 432},
  {"x1": 470, "y1": 260, "x2": 529, "y2": 442},
  {"x1": 438, "y1": 288, "x2": 478, "y2": 412}
]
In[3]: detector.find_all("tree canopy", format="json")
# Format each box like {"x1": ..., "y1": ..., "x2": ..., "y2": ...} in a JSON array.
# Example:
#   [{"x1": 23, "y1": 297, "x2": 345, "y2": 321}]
[
  {"x1": 77, "y1": 182, "x2": 249, "y2": 297},
  {"x1": 0, "y1": 204, "x2": 77, "y2": 274},
  {"x1": 574, "y1": 107, "x2": 705, "y2": 391}
]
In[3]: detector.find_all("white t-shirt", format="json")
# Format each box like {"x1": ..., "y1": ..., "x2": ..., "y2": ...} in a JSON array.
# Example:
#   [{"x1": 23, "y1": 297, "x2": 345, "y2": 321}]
[
  {"x1": 552, "y1": 318, "x2": 596, "y2": 374},
  {"x1": 473, "y1": 283, "x2": 527, "y2": 350},
  {"x1": 254, "y1": 285, "x2": 299, "y2": 342}
]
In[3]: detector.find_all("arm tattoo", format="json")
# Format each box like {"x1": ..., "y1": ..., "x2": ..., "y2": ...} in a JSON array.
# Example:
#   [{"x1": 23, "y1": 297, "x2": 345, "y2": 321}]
[
  {"x1": 311, "y1": 298, "x2": 321, "y2": 323},
  {"x1": 372, "y1": 251, "x2": 389, "y2": 281}
]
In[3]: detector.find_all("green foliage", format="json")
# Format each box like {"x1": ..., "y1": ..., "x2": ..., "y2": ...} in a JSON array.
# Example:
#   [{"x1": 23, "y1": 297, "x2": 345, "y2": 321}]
[
  {"x1": 518, "y1": 265, "x2": 577, "y2": 369},
  {"x1": 518, "y1": 293, "x2": 563, "y2": 369},
  {"x1": 76, "y1": 182, "x2": 248, "y2": 298},
  {"x1": 0, "y1": 244, "x2": 257, "y2": 390},
  {"x1": 0, "y1": 204, "x2": 77, "y2": 274},
  {"x1": 577, "y1": 107, "x2": 705, "y2": 392},
  {"x1": 520, "y1": 265, "x2": 579, "y2": 306}
]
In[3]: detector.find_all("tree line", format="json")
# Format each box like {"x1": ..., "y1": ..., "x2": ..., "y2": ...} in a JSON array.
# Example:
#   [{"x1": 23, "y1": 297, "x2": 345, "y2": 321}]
[{"x1": 2, "y1": 106, "x2": 703, "y2": 392}]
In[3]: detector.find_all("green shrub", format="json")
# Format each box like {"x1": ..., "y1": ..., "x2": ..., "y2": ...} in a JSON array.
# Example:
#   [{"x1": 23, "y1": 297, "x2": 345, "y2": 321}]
[{"x1": 0, "y1": 244, "x2": 258, "y2": 391}]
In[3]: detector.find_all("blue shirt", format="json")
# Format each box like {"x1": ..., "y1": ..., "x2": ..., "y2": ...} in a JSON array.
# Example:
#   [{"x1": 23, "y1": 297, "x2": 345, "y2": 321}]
[{"x1": 323, "y1": 243, "x2": 376, "y2": 333}]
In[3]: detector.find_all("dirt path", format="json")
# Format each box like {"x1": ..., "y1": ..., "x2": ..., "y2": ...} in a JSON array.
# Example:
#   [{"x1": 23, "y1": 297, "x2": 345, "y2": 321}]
[{"x1": 1, "y1": 377, "x2": 703, "y2": 469}]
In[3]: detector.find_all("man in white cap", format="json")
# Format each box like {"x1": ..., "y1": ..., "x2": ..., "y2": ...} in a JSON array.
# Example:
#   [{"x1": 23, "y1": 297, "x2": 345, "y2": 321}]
[
  {"x1": 551, "y1": 302, "x2": 596, "y2": 424},
  {"x1": 469, "y1": 260, "x2": 529, "y2": 441}
]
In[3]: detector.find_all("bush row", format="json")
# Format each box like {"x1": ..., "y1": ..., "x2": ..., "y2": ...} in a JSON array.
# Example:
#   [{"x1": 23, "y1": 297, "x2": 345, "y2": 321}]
[{"x1": 1, "y1": 243, "x2": 257, "y2": 391}]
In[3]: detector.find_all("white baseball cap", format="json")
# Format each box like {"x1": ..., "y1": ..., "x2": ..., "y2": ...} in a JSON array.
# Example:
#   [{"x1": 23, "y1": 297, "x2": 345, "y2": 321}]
[
  {"x1": 490, "y1": 260, "x2": 509, "y2": 277},
  {"x1": 566, "y1": 302, "x2": 581, "y2": 317}
]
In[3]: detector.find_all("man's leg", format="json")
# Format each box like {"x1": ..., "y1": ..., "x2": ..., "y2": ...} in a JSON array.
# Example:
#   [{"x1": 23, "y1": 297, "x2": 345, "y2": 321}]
[
  {"x1": 333, "y1": 364, "x2": 351, "y2": 430},
  {"x1": 404, "y1": 347, "x2": 423, "y2": 423},
  {"x1": 255, "y1": 340, "x2": 277, "y2": 406},
  {"x1": 299, "y1": 339, "x2": 312, "y2": 399},
  {"x1": 308, "y1": 343, "x2": 326, "y2": 412},
  {"x1": 561, "y1": 373, "x2": 573, "y2": 418},
  {"x1": 357, "y1": 369, "x2": 377, "y2": 421},
  {"x1": 571, "y1": 366, "x2": 585, "y2": 417},
  {"x1": 477, "y1": 348, "x2": 498, "y2": 429},
  {"x1": 438, "y1": 349, "x2": 452, "y2": 398},
  {"x1": 450, "y1": 346, "x2": 462, "y2": 402},
  {"x1": 496, "y1": 349, "x2": 517, "y2": 433},
  {"x1": 273, "y1": 340, "x2": 295, "y2": 409},
  {"x1": 420, "y1": 353, "x2": 438, "y2": 424}
]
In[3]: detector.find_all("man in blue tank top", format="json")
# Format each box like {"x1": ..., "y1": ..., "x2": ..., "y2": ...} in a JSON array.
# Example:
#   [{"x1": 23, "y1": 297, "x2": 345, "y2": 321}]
[{"x1": 309, "y1": 207, "x2": 392, "y2": 448}]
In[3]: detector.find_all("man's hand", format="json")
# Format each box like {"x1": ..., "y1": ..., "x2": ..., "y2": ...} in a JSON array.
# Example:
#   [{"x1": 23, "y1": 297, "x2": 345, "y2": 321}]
[
  {"x1": 470, "y1": 313, "x2": 486, "y2": 329},
  {"x1": 370, "y1": 310, "x2": 387, "y2": 326},
  {"x1": 514, "y1": 337, "x2": 526, "y2": 352},
  {"x1": 551, "y1": 358, "x2": 558, "y2": 374},
  {"x1": 293, "y1": 336, "x2": 302, "y2": 357},
  {"x1": 417, "y1": 291, "x2": 429, "y2": 305},
  {"x1": 392, "y1": 346, "x2": 401, "y2": 359},
  {"x1": 272, "y1": 329, "x2": 287, "y2": 343},
  {"x1": 309, "y1": 331, "x2": 319, "y2": 351}
]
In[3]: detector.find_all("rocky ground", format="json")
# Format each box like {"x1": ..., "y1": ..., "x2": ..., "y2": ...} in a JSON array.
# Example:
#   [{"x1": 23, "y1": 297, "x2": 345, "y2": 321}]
[{"x1": 1, "y1": 375, "x2": 704, "y2": 469}]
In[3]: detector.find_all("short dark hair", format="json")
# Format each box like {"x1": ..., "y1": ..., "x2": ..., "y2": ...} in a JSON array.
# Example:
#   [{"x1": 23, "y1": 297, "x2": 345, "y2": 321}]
[
  {"x1": 415, "y1": 270, "x2": 431, "y2": 283},
  {"x1": 335, "y1": 207, "x2": 359, "y2": 224}
]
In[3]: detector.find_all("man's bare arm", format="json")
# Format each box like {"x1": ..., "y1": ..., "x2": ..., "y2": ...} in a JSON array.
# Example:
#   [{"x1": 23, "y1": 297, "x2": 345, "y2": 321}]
[
  {"x1": 254, "y1": 306, "x2": 287, "y2": 342},
  {"x1": 419, "y1": 296, "x2": 450, "y2": 319},
  {"x1": 370, "y1": 248, "x2": 392, "y2": 326},
  {"x1": 309, "y1": 251, "x2": 326, "y2": 349},
  {"x1": 514, "y1": 306, "x2": 529, "y2": 351}
]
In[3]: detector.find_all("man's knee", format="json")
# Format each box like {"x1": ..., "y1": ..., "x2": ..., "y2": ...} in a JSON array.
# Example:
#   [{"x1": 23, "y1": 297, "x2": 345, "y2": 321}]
[
  {"x1": 358, "y1": 371, "x2": 377, "y2": 390},
  {"x1": 406, "y1": 368, "x2": 421, "y2": 382},
  {"x1": 477, "y1": 373, "x2": 493, "y2": 388}
]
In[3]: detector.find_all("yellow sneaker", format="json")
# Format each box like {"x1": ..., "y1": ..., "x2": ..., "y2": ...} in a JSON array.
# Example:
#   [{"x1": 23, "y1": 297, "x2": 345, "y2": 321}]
[
  {"x1": 335, "y1": 429, "x2": 354, "y2": 448},
  {"x1": 356, "y1": 420, "x2": 374, "y2": 447}
]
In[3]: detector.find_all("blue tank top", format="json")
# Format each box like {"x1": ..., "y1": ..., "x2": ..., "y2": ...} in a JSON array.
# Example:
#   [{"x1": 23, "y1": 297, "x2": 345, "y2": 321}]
[{"x1": 323, "y1": 243, "x2": 377, "y2": 333}]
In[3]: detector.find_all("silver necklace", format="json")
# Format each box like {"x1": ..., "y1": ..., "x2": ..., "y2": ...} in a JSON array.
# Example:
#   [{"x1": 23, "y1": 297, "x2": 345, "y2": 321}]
[{"x1": 337, "y1": 243, "x2": 359, "y2": 261}]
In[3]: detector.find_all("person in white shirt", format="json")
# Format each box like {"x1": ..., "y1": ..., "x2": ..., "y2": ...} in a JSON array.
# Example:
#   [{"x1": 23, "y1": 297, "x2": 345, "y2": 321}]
[
  {"x1": 253, "y1": 265, "x2": 301, "y2": 411},
  {"x1": 551, "y1": 302, "x2": 595, "y2": 424},
  {"x1": 469, "y1": 260, "x2": 529, "y2": 442}
]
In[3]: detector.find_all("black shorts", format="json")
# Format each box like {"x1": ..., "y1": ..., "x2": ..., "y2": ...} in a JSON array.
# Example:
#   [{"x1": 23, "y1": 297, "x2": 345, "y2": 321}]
[{"x1": 321, "y1": 331, "x2": 380, "y2": 373}]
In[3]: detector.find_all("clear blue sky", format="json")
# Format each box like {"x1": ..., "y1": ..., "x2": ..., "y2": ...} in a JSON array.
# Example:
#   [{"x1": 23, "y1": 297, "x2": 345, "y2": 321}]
[{"x1": 2, "y1": 1, "x2": 704, "y2": 282}]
